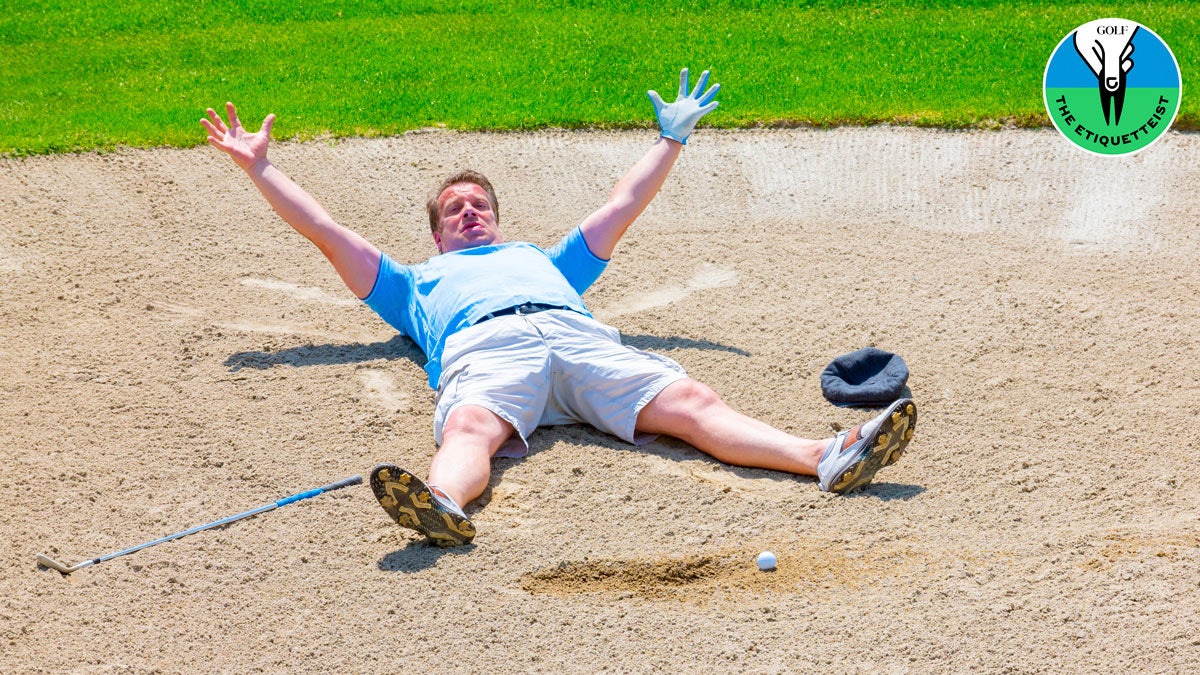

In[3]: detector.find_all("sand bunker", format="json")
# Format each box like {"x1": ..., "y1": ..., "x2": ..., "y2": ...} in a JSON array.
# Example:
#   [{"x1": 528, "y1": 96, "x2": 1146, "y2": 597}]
[{"x1": 2, "y1": 128, "x2": 1199, "y2": 671}]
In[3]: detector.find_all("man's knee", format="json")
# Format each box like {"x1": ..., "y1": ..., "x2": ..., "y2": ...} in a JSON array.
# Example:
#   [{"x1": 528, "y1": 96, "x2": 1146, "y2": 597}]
[
  {"x1": 648, "y1": 379, "x2": 723, "y2": 421},
  {"x1": 443, "y1": 404, "x2": 513, "y2": 441}
]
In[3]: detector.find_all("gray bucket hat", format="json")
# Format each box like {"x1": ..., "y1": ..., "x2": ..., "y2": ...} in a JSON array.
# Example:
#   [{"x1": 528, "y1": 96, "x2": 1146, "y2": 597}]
[{"x1": 820, "y1": 347, "x2": 909, "y2": 408}]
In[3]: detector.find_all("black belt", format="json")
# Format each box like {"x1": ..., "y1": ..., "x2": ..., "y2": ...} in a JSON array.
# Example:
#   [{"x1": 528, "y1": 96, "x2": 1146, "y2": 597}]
[{"x1": 475, "y1": 302, "x2": 571, "y2": 325}]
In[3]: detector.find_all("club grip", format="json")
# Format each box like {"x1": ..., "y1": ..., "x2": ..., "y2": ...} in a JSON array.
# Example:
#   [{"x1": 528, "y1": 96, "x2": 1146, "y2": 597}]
[
  {"x1": 275, "y1": 475, "x2": 362, "y2": 507},
  {"x1": 319, "y1": 475, "x2": 364, "y2": 493}
]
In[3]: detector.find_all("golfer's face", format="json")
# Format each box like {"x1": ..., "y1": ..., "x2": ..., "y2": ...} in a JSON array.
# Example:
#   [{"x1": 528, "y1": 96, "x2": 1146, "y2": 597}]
[{"x1": 434, "y1": 183, "x2": 501, "y2": 253}]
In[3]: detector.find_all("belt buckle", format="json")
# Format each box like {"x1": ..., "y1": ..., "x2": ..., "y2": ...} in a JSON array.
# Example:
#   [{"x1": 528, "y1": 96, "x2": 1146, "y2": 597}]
[{"x1": 514, "y1": 302, "x2": 536, "y2": 316}]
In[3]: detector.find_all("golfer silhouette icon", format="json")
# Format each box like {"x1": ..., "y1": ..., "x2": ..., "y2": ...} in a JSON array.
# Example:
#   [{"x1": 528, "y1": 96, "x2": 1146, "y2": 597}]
[{"x1": 1074, "y1": 22, "x2": 1138, "y2": 125}]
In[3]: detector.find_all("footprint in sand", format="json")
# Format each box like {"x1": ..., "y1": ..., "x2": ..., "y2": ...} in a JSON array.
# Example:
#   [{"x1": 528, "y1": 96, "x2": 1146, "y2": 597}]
[
  {"x1": 599, "y1": 263, "x2": 737, "y2": 319},
  {"x1": 240, "y1": 278, "x2": 359, "y2": 307},
  {"x1": 148, "y1": 300, "x2": 203, "y2": 317},
  {"x1": 0, "y1": 241, "x2": 23, "y2": 273},
  {"x1": 358, "y1": 369, "x2": 410, "y2": 412}
]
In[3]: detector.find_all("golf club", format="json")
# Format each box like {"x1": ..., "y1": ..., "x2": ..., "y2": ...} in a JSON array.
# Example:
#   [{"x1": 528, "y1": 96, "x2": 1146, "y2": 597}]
[{"x1": 36, "y1": 474, "x2": 362, "y2": 575}]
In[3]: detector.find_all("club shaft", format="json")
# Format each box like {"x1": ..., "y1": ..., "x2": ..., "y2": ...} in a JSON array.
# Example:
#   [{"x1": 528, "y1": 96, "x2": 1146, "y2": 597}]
[
  {"x1": 94, "y1": 503, "x2": 278, "y2": 564},
  {"x1": 43, "y1": 474, "x2": 362, "y2": 572}
]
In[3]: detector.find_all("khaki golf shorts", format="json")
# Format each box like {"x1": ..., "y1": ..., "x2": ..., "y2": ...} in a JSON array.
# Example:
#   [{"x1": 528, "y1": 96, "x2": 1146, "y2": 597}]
[{"x1": 433, "y1": 309, "x2": 688, "y2": 457}]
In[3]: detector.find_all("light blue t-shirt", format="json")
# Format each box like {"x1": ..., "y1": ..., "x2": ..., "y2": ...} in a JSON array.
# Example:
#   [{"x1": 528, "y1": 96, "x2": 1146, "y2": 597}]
[{"x1": 364, "y1": 225, "x2": 607, "y2": 388}]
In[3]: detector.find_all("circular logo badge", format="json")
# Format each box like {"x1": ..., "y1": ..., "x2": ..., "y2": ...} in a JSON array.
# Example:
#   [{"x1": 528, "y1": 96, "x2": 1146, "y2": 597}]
[{"x1": 1044, "y1": 18, "x2": 1181, "y2": 156}]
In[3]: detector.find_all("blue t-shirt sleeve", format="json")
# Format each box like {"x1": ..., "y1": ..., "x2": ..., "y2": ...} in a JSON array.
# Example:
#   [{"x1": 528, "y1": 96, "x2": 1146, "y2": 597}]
[
  {"x1": 362, "y1": 252, "x2": 414, "y2": 336},
  {"x1": 544, "y1": 225, "x2": 608, "y2": 295}
]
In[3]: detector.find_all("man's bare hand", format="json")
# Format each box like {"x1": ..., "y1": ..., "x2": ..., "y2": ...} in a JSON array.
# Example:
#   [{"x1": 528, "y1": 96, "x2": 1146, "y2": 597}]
[{"x1": 201, "y1": 102, "x2": 274, "y2": 172}]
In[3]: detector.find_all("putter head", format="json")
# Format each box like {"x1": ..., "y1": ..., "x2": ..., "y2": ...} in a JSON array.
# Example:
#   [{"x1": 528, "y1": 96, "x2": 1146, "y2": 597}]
[{"x1": 36, "y1": 554, "x2": 80, "y2": 574}]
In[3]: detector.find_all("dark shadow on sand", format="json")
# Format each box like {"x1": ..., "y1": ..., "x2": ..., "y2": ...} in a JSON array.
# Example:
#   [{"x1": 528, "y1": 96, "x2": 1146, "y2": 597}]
[
  {"x1": 223, "y1": 334, "x2": 425, "y2": 371},
  {"x1": 630, "y1": 433, "x2": 814, "y2": 485},
  {"x1": 516, "y1": 428, "x2": 924, "y2": 501},
  {"x1": 223, "y1": 332, "x2": 745, "y2": 373},
  {"x1": 619, "y1": 333, "x2": 750, "y2": 356},
  {"x1": 378, "y1": 539, "x2": 476, "y2": 572},
  {"x1": 843, "y1": 482, "x2": 926, "y2": 501}
]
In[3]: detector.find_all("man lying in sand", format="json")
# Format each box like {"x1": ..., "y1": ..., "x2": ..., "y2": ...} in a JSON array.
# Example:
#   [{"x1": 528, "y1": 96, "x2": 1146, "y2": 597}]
[{"x1": 201, "y1": 68, "x2": 917, "y2": 547}]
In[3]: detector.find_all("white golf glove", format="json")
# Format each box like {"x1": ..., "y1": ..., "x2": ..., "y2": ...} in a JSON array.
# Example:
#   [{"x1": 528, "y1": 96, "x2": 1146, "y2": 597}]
[{"x1": 647, "y1": 68, "x2": 721, "y2": 144}]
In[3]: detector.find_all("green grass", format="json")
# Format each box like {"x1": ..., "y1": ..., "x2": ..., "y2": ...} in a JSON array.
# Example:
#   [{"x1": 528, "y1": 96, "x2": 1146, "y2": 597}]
[{"x1": 1, "y1": 1, "x2": 1196, "y2": 154}]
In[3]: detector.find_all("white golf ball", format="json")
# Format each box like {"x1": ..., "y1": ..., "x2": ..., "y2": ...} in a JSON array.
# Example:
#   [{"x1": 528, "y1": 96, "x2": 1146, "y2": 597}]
[{"x1": 756, "y1": 551, "x2": 776, "y2": 571}]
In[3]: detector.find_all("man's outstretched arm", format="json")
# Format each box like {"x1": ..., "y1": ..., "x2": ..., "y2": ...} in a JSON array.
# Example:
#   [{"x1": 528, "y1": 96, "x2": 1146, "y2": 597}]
[
  {"x1": 201, "y1": 102, "x2": 381, "y2": 299},
  {"x1": 579, "y1": 68, "x2": 720, "y2": 259}
]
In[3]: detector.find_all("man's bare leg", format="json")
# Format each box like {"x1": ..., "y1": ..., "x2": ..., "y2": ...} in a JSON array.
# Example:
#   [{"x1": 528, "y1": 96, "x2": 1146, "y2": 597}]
[
  {"x1": 427, "y1": 404, "x2": 515, "y2": 507},
  {"x1": 369, "y1": 404, "x2": 509, "y2": 547},
  {"x1": 635, "y1": 378, "x2": 828, "y2": 475}
]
